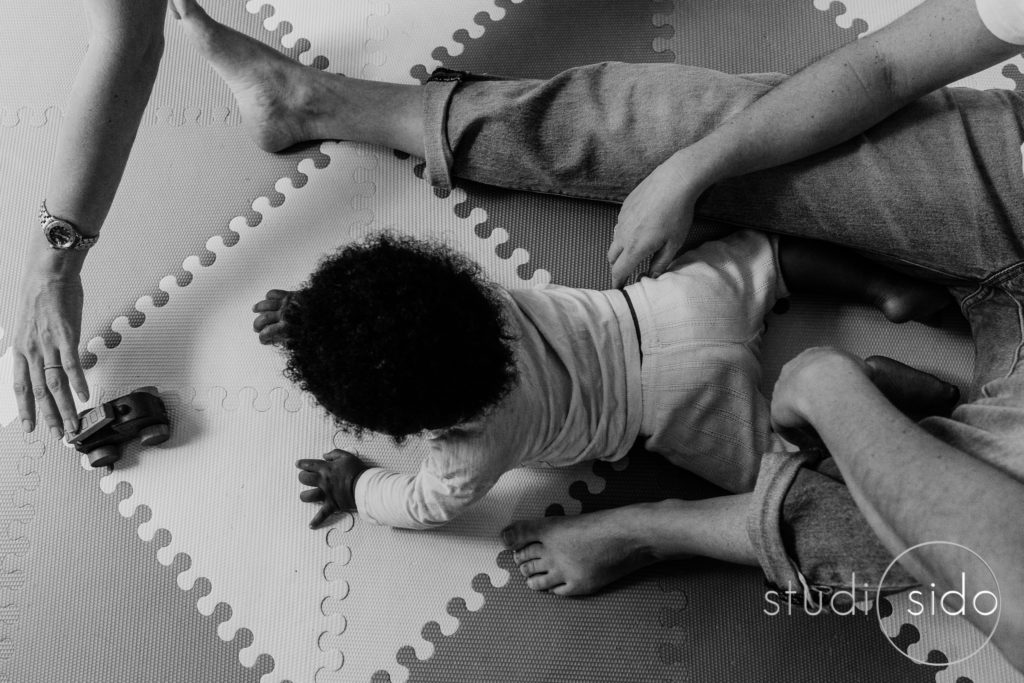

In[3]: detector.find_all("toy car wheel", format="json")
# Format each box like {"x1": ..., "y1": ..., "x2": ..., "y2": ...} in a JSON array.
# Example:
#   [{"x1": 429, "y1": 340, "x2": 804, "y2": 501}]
[
  {"x1": 88, "y1": 444, "x2": 122, "y2": 468},
  {"x1": 139, "y1": 423, "x2": 171, "y2": 446}
]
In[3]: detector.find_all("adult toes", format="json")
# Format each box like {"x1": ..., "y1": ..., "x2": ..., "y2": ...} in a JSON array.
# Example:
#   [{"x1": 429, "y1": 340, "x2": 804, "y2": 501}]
[
  {"x1": 518, "y1": 558, "x2": 550, "y2": 578},
  {"x1": 525, "y1": 572, "x2": 562, "y2": 592},
  {"x1": 550, "y1": 582, "x2": 582, "y2": 597},
  {"x1": 500, "y1": 519, "x2": 542, "y2": 549},
  {"x1": 512, "y1": 542, "x2": 544, "y2": 565}
]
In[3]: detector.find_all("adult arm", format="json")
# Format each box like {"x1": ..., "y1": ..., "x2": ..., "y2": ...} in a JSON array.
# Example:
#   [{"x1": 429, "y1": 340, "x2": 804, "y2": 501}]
[
  {"x1": 771, "y1": 348, "x2": 1024, "y2": 671},
  {"x1": 608, "y1": 0, "x2": 1024, "y2": 287},
  {"x1": 13, "y1": 0, "x2": 167, "y2": 436}
]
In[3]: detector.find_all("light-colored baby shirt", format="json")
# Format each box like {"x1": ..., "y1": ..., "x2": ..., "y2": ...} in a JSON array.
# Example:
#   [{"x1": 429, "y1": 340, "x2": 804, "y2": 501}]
[{"x1": 354, "y1": 230, "x2": 784, "y2": 529}]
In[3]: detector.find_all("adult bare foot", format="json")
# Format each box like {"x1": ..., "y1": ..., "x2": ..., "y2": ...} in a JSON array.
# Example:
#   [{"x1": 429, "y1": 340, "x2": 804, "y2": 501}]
[
  {"x1": 500, "y1": 506, "x2": 664, "y2": 596},
  {"x1": 865, "y1": 355, "x2": 960, "y2": 418},
  {"x1": 170, "y1": 0, "x2": 340, "y2": 151},
  {"x1": 252, "y1": 289, "x2": 296, "y2": 345}
]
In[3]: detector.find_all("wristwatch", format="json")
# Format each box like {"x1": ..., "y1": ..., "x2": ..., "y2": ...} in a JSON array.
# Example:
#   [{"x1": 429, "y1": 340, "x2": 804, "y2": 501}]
[{"x1": 38, "y1": 200, "x2": 99, "y2": 251}]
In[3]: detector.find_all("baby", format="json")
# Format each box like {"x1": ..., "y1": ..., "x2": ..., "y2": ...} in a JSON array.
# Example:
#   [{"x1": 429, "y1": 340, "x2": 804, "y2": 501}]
[{"x1": 254, "y1": 230, "x2": 956, "y2": 530}]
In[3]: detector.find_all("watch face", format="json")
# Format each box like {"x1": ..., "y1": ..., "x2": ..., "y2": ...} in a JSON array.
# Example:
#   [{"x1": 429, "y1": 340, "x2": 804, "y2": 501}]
[{"x1": 44, "y1": 220, "x2": 78, "y2": 249}]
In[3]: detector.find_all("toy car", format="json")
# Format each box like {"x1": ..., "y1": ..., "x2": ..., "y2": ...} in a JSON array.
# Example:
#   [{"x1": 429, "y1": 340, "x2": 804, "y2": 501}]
[{"x1": 66, "y1": 387, "x2": 170, "y2": 467}]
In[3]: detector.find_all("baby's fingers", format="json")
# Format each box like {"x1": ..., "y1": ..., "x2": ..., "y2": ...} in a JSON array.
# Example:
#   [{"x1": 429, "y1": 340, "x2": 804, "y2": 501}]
[
  {"x1": 323, "y1": 449, "x2": 353, "y2": 462},
  {"x1": 309, "y1": 502, "x2": 338, "y2": 529},
  {"x1": 257, "y1": 322, "x2": 288, "y2": 345},
  {"x1": 252, "y1": 299, "x2": 282, "y2": 313},
  {"x1": 297, "y1": 470, "x2": 321, "y2": 488},
  {"x1": 252, "y1": 311, "x2": 281, "y2": 332},
  {"x1": 297, "y1": 458, "x2": 327, "y2": 487},
  {"x1": 300, "y1": 488, "x2": 325, "y2": 503}
]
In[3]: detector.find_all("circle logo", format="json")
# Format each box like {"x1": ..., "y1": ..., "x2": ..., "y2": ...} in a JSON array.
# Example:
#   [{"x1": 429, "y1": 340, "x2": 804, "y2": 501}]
[{"x1": 876, "y1": 541, "x2": 1000, "y2": 666}]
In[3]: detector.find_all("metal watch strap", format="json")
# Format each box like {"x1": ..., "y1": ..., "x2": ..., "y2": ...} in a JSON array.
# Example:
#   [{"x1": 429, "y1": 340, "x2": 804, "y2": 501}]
[{"x1": 39, "y1": 200, "x2": 99, "y2": 250}]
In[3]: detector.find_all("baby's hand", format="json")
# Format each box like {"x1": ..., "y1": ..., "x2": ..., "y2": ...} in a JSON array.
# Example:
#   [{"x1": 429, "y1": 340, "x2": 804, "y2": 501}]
[
  {"x1": 296, "y1": 449, "x2": 369, "y2": 529},
  {"x1": 252, "y1": 289, "x2": 295, "y2": 345}
]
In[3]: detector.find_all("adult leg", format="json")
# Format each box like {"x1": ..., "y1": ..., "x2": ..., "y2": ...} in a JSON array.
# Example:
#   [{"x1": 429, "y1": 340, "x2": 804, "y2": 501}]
[
  {"x1": 501, "y1": 495, "x2": 756, "y2": 596},
  {"x1": 171, "y1": 0, "x2": 424, "y2": 157},
  {"x1": 502, "y1": 454, "x2": 919, "y2": 601},
  {"x1": 433, "y1": 65, "x2": 1024, "y2": 282},
  {"x1": 175, "y1": 3, "x2": 1024, "y2": 281},
  {"x1": 770, "y1": 327, "x2": 1024, "y2": 669},
  {"x1": 443, "y1": 71, "x2": 1024, "y2": 667},
  {"x1": 504, "y1": 357, "x2": 955, "y2": 598}
]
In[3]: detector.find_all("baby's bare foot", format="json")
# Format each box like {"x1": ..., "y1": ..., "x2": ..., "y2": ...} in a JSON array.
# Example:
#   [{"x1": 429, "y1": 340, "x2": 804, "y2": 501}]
[
  {"x1": 865, "y1": 355, "x2": 960, "y2": 418},
  {"x1": 501, "y1": 507, "x2": 661, "y2": 596},
  {"x1": 868, "y1": 275, "x2": 952, "y2": 325},
  {"x1": 172, "y1": 0, "x2": 338, "y2": 151},
  {"x1": 252, "y1": 289, "x2": 296, "y2": 345}
]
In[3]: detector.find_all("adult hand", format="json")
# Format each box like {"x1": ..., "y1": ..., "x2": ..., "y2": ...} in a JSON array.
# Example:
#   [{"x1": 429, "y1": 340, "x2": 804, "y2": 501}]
[
  {"x1": 607, "y1": 152, "x2": 706, "y2": 289},
  {"x1": 12, "y1": 249, "x2": 90, "y2": 437},
  {"x1": 296, "y1": 449, "x2": 369, "y2": 529},
  {"x1": 769, "y1": 347, "x2": 869, "y2": 449}
]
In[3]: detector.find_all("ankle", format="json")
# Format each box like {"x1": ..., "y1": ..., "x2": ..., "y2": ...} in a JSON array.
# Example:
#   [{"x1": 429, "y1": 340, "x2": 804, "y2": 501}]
[{"x1": 642, "y1": 500, "x2": 699, "y2": 562}]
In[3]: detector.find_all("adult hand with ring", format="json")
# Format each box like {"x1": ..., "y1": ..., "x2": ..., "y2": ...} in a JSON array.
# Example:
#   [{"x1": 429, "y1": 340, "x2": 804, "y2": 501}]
[{"x1": 12, "y1": 245, "x2": 90, "y2": 438}]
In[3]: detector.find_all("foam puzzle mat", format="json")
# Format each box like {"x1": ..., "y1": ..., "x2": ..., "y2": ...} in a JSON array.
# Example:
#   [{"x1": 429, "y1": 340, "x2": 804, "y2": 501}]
[{"x1": 1, "y1": 1, "x2": 1022, "y2": 681}]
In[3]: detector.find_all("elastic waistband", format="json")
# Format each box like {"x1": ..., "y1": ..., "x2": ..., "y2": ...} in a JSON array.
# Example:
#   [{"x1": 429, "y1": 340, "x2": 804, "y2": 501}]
[{"x1": 620, "y1": 288, "x2": 642, "y2": 362}]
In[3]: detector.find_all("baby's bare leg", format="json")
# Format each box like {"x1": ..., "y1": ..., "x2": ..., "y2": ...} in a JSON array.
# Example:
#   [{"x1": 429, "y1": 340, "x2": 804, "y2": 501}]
[
  {"x1": 778, "y1": 236, "x2": 952, "y2": 324},
  {"x1": 171, "y1": 0, "x2": 423, "y2": 155}
]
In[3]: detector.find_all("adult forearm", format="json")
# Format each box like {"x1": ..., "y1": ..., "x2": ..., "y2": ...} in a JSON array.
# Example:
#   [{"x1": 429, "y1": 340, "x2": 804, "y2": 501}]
[
  {"x1": 795, "y1": 356, "x2": 1024, "y2": 666},
  {"x1": 679, "y1": 0, "x2": 1020, "y2": 191},
  {"x1": 45, "y1": 33, "x2": 164, "y2": 235}
]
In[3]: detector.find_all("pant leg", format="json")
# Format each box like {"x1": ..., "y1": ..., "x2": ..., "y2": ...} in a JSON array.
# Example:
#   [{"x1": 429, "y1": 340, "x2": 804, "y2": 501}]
[
  {"x1": 954, "y1": 266, "x2": 1024, "y2": 395},
  {"x1": 924, "y1": 271, "x2": 1024, "y2": 456},
  {"x1": 424, "y1": 63, "x2": 781, "y2": 200},
  {"x1": 423, "y1": 62, "x2": 1024, "y2": 283},
  {"x1": 751, "y1": 270, "x2": 1024, "y2": 606},
  {"x1": 749, "y1": 449, "x2": 919, "y2": 610}
]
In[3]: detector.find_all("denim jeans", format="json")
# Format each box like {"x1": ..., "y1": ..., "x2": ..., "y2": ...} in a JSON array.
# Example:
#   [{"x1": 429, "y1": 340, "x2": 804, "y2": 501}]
[{"x1": 421, "y1": 62, "x2": 1024, "y2": 598}]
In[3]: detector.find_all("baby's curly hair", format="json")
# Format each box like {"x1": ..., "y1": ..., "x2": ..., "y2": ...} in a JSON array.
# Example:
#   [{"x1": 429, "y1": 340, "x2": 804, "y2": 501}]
[{"x1": 282, "y1": 233, "x2": 518, "y2": 440}]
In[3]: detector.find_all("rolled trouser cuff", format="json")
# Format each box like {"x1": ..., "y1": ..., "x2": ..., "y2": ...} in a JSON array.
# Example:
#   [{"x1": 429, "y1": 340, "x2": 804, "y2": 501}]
[
  {"x1": 748, "y1": 449, "x2": 823, "y2": 606},
  {"x1": 422, "y1": 68, "x2": 467, "y2": 191}
]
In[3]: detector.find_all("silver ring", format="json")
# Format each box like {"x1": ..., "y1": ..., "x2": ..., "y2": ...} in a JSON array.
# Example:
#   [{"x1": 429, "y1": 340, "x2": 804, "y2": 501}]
[{"x1": 42, "y1": 365, "x2": 63, "y2": 371}]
